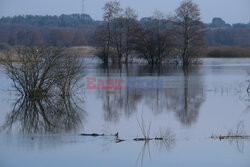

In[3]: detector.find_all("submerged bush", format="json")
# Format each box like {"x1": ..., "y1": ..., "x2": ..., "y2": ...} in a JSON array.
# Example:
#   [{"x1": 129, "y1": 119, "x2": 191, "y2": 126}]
[{"x1": 0, "y1": 46, "x2": 85, "y2": 133}]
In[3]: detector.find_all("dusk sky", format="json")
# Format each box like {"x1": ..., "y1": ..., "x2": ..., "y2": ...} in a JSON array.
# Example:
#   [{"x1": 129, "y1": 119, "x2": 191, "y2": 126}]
[{"x1": 0, "y1": 0, "x2": 249, "y2": 24}]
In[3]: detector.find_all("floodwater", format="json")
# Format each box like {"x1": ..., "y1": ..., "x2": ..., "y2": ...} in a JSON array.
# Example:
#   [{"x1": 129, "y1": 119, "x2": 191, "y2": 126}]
[{"x1": 0, "y1": 58, "x2": 250, "y2": 167}]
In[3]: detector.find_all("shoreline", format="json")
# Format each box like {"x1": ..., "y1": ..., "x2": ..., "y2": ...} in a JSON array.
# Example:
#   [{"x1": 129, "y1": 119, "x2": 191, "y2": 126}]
[{"x1": 1, "y1": 46, "x2": 250, "y2": 61}]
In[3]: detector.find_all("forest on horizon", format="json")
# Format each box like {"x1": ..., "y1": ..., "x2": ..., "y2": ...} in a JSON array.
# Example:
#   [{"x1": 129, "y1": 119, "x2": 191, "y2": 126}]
[{"x1": 0, "y1": 13, "x2": 250, "y2": 47}]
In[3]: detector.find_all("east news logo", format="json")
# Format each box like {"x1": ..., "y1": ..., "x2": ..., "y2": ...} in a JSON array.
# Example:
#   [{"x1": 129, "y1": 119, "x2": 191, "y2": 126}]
[{"x1": 86, "y1": 77, "x2": 163, "y2": 89}]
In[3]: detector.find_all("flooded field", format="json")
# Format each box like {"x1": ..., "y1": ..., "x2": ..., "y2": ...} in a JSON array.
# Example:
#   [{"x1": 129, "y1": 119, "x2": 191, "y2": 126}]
[{"x1": 0, "y1": 58, "x2": 250, "y2": 167}]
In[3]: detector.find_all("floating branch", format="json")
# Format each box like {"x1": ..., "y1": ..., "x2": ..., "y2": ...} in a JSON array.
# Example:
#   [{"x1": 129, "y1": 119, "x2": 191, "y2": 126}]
[
  {"x1": 211, "y1": 135, "x2": 250, "y2": 140},
  {"x1": 133, "y1": 138, "x2": 153, "y2": 141},
  {"x1": 80, "y1": 132, "x2": 123, "y2": 139},
  {"x1": 79, "y1": 131, "x2": 175, "y2": 145},
  {"x1": 80, "y1": 133, "x2": 105, "y2": 136},
  {"x1": 80, "y1": 126, "x2": 176, "y2": 144},
  {"x1": 115, "y1": 138, "x2": 125, "y2": 143},
  {"x1": 211, "y1": 121, "x2": 250, "y2": 140}
]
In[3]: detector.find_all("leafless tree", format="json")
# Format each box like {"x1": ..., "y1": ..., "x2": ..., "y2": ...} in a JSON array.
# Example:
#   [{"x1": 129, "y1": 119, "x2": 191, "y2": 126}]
[
  {"x1": 134, "y1": 11, "x2": 172, "y2": 65},
  {"x1": 172, "y1": 0, "x2": 206, "y2": 66},
  {"x1": 112, "y1": 16, "x2": 124, "y2": 64},
  {"x1": 123, "y1": 7, "x2": 138, "y2": 63},
  {"x1": 111, "y1": 7, "x2": 139, "y2": 64},
  {"x1": 96, "y1": 3, "x2": 139, "y2": 65},
  {"x1": 100, "y1": 0, "x2": 122, "y2": 64},
  {"x1": 0, "y1": 46, "x2": 85, "y2": 133}
]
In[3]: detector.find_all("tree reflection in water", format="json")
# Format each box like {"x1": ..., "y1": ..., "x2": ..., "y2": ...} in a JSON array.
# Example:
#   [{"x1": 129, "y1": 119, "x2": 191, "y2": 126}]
[
  {"x1": 97, "y1": 64, "x2": 205, "y2": 126},
  {"x1": 136, "y1": 128, "x2": 176, "y2": 167},
  {"x1": 2, "y1": 93, "x2": 85, "y2": 133},
  {"x1": 165, "y1": 72, "x2": 205, "y2": 125}
]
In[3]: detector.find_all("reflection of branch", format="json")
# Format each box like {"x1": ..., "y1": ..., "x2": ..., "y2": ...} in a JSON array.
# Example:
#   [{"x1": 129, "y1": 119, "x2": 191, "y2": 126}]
[
  {"x1": 133, "y1": 117, "x2": 176, "y2": 167},
  {"x1": 228, "y1": 137, "x2": 247, "y2": 153},
  {"x1": 211, "y1": 121, "x2": 249, "y2": 153},
  {"x1": 136, "y1": 141, "x2": 151, "y2": 167},
  {"x1": 154, "y1": 128, "x2": 176, "y2": 152},
  {"x1": 211, "y1": 121, "x2": 249, "y2": 140},
  {"x1": 1, "y1": 92, "x2": 85, "y2": 133},
  {"x1": 135, "y1": 129, "x2": 176, "y2": 167},
  {"x1": 247, "y1": 81, "x2": 250, "y2": 98}
]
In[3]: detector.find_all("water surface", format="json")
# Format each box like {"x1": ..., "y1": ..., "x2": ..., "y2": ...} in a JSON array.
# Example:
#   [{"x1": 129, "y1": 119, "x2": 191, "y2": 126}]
[{"x1": 0, "y1": 58, "x2": 250, "y2": 167}]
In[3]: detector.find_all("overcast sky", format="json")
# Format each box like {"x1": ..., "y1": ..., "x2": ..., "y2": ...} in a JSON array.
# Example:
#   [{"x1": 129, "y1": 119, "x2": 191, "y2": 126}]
[{"x1": 0, "y1": 0, "x2": 249, "y2": 24}]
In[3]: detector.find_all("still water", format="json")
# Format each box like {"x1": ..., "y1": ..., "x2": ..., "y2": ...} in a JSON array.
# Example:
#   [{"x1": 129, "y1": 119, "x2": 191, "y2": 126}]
[{"x1": 0, "y1": 58, "x2": 250, "y2": 167}]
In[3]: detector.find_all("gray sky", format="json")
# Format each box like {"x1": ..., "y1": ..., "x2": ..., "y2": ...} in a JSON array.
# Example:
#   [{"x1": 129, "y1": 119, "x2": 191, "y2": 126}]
[{"x1": 0, "y1": 0, "x2": 249, "y2": 24}]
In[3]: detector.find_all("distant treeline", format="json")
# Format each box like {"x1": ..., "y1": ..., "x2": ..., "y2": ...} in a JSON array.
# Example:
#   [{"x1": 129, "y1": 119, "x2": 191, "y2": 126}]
[
  {"x1": 0, "y1": 24, "x2": 96, "y2": 47},
  {"x1": 1, "y1": 14, "x2": 249, "y2": 29},
  {"x1": 0, "y1": 14, "x2": 97, "y2": 27},
  {"x1": 207, "y1": 46, "x2": 250, "y2": 58},
  {"x1": 206, "y1": 17, "x2": 250, "y2": 29},
  {"x1": 0, "y1": 14, "x2": 250, "y2": 47}
]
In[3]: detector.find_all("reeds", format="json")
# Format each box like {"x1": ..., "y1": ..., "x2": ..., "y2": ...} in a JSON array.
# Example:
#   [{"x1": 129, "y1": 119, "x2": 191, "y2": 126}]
[
  {"x1": 211, "y1": 121, "x2": 250, "y2": 140},
  {"x1": 134, "y1": 115, "x2": 152, "y2": 141}
]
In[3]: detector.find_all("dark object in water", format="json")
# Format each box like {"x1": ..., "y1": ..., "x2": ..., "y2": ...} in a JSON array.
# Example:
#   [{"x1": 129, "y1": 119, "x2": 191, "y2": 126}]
[
  {"x1": 247, "y1": 82, "x2": 250, "y2": 93},
  {"x1": 219, "y1": 135, "x2": 250, "y2": 140},
  {"x1": 80, "y1": 133, "x2": 105, "y2": 137},
  {"x1": 211, "y1": 135, "x2": 250, "y2": 140},
  {"x1": 133, "y1": 138, "x2": 153, "y2": 141},
  {"x1": 154, "y1": 137, "x2": 163, "y2": 140},
  {"x1": 114, "y1": 132, "x2": 119, "y2": 137},
  {"x1": 80, "y1": 132, "x2": 119, "y2": 137},
  {"x1": 116, "y1": 138, "x2": 125, "y2": 143}
]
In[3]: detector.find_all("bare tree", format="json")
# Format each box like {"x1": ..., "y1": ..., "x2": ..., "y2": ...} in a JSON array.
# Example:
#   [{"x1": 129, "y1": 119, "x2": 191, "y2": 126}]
[
  {"x1": 101, "y1": 0, "x2": 122, "y2": 64},
  {"x1": 96, "y1": 3, "x2": 139, "y2": 65},
  {"x1": 112, "y1": 16, "x2": 124, "y2": 64},
  {"x1": 111, "y1": 7, "x2": 139, "y2": 64},
  {"x1": 172, "y1": 0, "x2": 206, "y2": 66},
  {"x1": 152, "y1": 10, "x2": 172, "y2": 64},
  {"x1": 123, "y1": 7, "x2": 138, "y2": 63},
  {"x1": 0, "y1": 46, "x2": 85, "y2": 133},
  {"x1": 134, "y1": 11, "x2": 172, "y2": 65}
]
